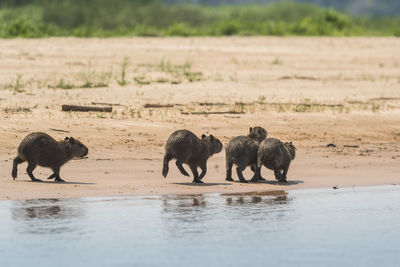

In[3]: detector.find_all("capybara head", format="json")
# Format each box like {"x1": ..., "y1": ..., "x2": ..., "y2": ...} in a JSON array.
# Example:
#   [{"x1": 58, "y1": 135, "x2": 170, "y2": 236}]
[
  {"x1": 284, "y1": 141, "x2": 296, "y2": 160},
  {"x1": 65, "y1": 137, "x2": 89, "y2": 158},
  {"x1": 248, "y1": 126, "x2": 267, "y2": 142},
  {"x1": 202, "y1": 134, "x2": 223, "y2": 155}
]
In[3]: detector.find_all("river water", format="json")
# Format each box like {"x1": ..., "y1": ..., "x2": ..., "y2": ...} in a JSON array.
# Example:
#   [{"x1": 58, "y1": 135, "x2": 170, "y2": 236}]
[{"x1": 0, "y1": 185, "x2": 399, "y2": 266}]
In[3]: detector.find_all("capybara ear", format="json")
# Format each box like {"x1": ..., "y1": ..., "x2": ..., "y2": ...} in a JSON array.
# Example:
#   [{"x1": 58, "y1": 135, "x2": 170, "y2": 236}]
[
  {"x1": 69, "y1": 137, "x2": 75, "y2": 144},
  {"x1": 249, "y1": 127, "x2": 253, "y2": 133},
  {"x1": 201, "y1": 134, "x2": 206, "y2": 139},
  {"x1": 65, "y1": 137, "x2": 69, "y2": 141},
  {"x1": 210, "y1": 135, "x2": 214, "y2": 141}
]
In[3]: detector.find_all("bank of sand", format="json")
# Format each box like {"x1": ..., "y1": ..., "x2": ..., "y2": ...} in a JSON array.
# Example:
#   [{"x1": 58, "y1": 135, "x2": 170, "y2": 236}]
[{"x1": 0, "y1": 37, "x2": 399, "y2": 200}]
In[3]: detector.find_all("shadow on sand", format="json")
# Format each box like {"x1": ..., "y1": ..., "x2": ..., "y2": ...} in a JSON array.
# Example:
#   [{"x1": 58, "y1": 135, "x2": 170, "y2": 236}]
[
  {"x1": 20, "y1": 180, "x2": 95, "y2": 185},
  {"x1": 172, "y1": 182, "x2": 232, "y2": 187},
  {"x1": 254, "y1": 179, "x2": 304, "y2": 186},
  {"x1": 228, "y1": 179, "x2": 304, "y2": 186}
]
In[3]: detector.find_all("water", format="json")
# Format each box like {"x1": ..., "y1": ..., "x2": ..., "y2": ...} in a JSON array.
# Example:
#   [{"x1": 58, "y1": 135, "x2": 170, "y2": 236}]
[{"x1": 1, "y1": 186, "x2": 400, "y2": 267}]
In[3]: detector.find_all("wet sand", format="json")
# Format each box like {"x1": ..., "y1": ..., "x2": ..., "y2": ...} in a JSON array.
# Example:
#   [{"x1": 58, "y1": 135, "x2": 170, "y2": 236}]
[{"x1": 0, "y1": 37, "x2": 399, "y2": 200}]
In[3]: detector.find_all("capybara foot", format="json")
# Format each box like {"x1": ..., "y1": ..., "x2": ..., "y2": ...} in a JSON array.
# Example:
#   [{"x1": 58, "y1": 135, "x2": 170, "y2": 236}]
[
  {"x1": 55, "y1": 178, "x2": 65, "y2": 183},
  {"x1": 226, "y1": 177, "x2": 234, "y2": 181},
  {"x1": 192, "y1": 179, "x2": 204, "y2": 184},
  {"x1": 31, "y1": 178, "x2": 42, "y2": 182},
  {"x1": 47, "y1": 174, "x2": 56, "y2": 179},
  {"x1": 239, "y1": 179, "x2": 248, "y2": 183},
  {"x1": 181, "y1": 170, "x2": 190, "y2": 177},
  {"x1": 258, "y1": 177, "x2": 266, "y2": 181},
  {"x1": 250, "y1": 177, "x2": 259, "y2": 183}
]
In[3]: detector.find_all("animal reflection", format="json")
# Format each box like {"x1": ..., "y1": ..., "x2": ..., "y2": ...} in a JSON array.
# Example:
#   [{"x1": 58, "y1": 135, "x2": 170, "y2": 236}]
[{"x1": 11, "y1": 198, "x2": 85, "y2": 234}]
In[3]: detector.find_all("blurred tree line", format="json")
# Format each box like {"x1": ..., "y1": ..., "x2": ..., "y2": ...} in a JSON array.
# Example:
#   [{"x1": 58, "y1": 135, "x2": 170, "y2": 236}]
[{"x1": 0, "y1": 0, "x2": 398, "y2": 37}]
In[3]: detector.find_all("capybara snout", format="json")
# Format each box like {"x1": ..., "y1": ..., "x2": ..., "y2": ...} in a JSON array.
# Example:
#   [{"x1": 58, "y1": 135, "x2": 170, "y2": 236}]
[{"x1": 66, "y1": 137, "x2": 89, "y2": 158}]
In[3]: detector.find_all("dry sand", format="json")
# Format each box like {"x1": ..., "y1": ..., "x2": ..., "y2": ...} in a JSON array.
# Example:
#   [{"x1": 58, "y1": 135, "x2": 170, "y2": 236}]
[{"x1": 0, "y1": 37, "x2": 399, "y2": 200}]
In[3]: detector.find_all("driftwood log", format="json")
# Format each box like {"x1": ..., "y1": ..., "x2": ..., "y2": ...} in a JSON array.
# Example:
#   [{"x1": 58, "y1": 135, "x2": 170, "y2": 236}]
[
  {"x1": 62, "y1": 105, "x2": 112, "y2": 112},
  {"x1": 181, "y1": 111, "x2": 245, "y2": 115}
]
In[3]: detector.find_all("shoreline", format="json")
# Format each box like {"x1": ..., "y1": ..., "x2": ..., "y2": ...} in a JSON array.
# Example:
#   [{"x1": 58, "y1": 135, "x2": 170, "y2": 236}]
[
  {"x1": 1, "y1": 182, "x2": 399, "y2": 202},
  {"x1": 1, "y1": 153, "x2": 399, "y2": 201}
]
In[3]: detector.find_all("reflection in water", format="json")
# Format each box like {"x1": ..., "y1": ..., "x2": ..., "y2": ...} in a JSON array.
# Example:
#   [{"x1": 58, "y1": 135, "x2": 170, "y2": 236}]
[
  {"x1": 160, "y1": 191, "x2": 292, "y2": 236},
  {"x1": 11, "y1": 198, "x2": 85, "y2": 234}
]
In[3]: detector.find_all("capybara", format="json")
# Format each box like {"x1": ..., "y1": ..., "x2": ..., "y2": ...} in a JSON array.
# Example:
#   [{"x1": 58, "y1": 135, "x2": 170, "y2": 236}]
[
  {"x1": 225, "y1": 127, "x2": 267, "y2": 183},
  {"x1": 162, "y1": 129, "x2": 223, "y2": 183},
  {"x1": 253, "y1": 138, "x2": 296, "y2": 183},
  {"x1": 12, "y1": 132, "x2": 88, "y2": 182}
]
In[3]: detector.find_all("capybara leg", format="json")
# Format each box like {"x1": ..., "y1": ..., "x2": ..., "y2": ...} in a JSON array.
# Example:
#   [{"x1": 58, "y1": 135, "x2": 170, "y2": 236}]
[
  {"x1": 198, "y1": 163, "x2": 207, "y2": 180},
  {"x1": 250, "y1": 167, "x2": 264, "y2": 183},
  {"x1": 162, "y1": 153, "x2": 172, "y2": 178},
  {"x1": 236, "y1": 166, "x2": 248, "y2": 183},
  {"x1": 225, "y1": 160, "x2": 233, "y2": 181},
  {"x1": 54, "y1": 176, "x2": 65, "y2": 182},
  {"x1": 53, "y1": 167, "x2": 65, "y2": 182},
  {"x1": 26, "y1": 163, "x2": 41, "y2": 182},
  {"x1": 280, "y1": 168, "x2": 288, "y2": 183},
  {"x1": 250, "y1": 164, "x2": 265, "y2": 181},
  {"x1": 274, "y1": 169, "x2": 282, "y2": 181},
  {"x1": 12, "y1": 156, "x2": 23, "y2": 180},
  {"x1": 176, "y1": 161, "x2": 190, "y2": 177},
  {"x1": 190, "y1": 165, "x2": 202, "y2": 183}
]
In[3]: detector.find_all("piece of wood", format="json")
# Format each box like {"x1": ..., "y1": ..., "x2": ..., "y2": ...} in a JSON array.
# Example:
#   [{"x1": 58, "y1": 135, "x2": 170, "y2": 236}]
[
  {"x1": 49, "y1": 128, "x2": 70, "y2": 133},
  {"x1": 181, "y1": 111, "x2": 245, "y2": 115},
  {"x1": 344, "y1": 145, "x2": 359, "y2": 148},
  {"x1": 91, "y1": 102, "x2": 123, "y2": 106},
  {"x1": 144, "y1": 103, "x2": 174, "y2": 108},
  {"x1": 62, "y1": 105, "x2": 112, "y2": 112},
  {"x1": 197, "y1": 102, "x2": 227, "y2": 106}
]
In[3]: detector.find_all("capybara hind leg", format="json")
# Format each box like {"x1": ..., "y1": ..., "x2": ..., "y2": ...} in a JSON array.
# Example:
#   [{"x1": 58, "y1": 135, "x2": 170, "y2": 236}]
[
  {"x1": 176, "y1": 161, "x2": 190, "y2": 177},
  {"x1": 12, "y1": 156, "x2": 23, "y2": 180},
  {"x1": 280, "y1": 167, "x2": 288, "y2": 183},
  {"x1": 175, "y1": 151, "x2": 191, "y2": 177},
  {"x1": 26, "y1": 163, "x2": 41, "y2": 182},
  {"x1": 250, "y1": 166, "x2": 262, "y2": 183},
  {"x1": 250, "y1": 164, "x2": 265, "y2": 181},
  {"x1": 274, "y1": 169, "x2": 282, "y2": 181},
  {"x1": 236, "y1": 166, "x2": 248, "y2": 183},
  {"x1": 225, "y1": 160, "x2": 233, "y2": 181},
  {"x1": 162, "y1": 154, "x2": 172, "y2": 178}
]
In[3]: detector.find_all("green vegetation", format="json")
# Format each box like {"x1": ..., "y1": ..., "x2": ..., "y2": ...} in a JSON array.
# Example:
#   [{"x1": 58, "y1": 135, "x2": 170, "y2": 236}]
[{"x1": 0, "y1": 1, "x2": 399, "y2": 37}]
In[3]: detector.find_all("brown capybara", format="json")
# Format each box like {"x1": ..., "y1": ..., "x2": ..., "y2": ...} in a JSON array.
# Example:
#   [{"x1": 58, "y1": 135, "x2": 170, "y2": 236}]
[
  {"x1": 253, "y1": 138, "x2": 296, "y2": 183},
  {"x1": 12, "y1": 132, "x2": 88, "y2": 182},
  {"x1": 225, "y1": 127, "x2": 267, "y2": 183},
  {"x1": 162, "y1": 129, "x2": 222, "y2": 183}
]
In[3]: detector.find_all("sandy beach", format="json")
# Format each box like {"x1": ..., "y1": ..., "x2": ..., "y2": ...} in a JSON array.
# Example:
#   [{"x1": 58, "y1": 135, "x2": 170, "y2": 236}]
[{"x1": 0, "y1": 37, "x2": 399, "y2": 200}]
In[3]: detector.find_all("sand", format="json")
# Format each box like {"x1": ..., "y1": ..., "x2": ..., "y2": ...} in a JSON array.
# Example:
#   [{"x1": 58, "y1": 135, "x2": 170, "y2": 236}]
[{"x1": 0, "y1": 37, "x2": 399, "y2": 200}]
